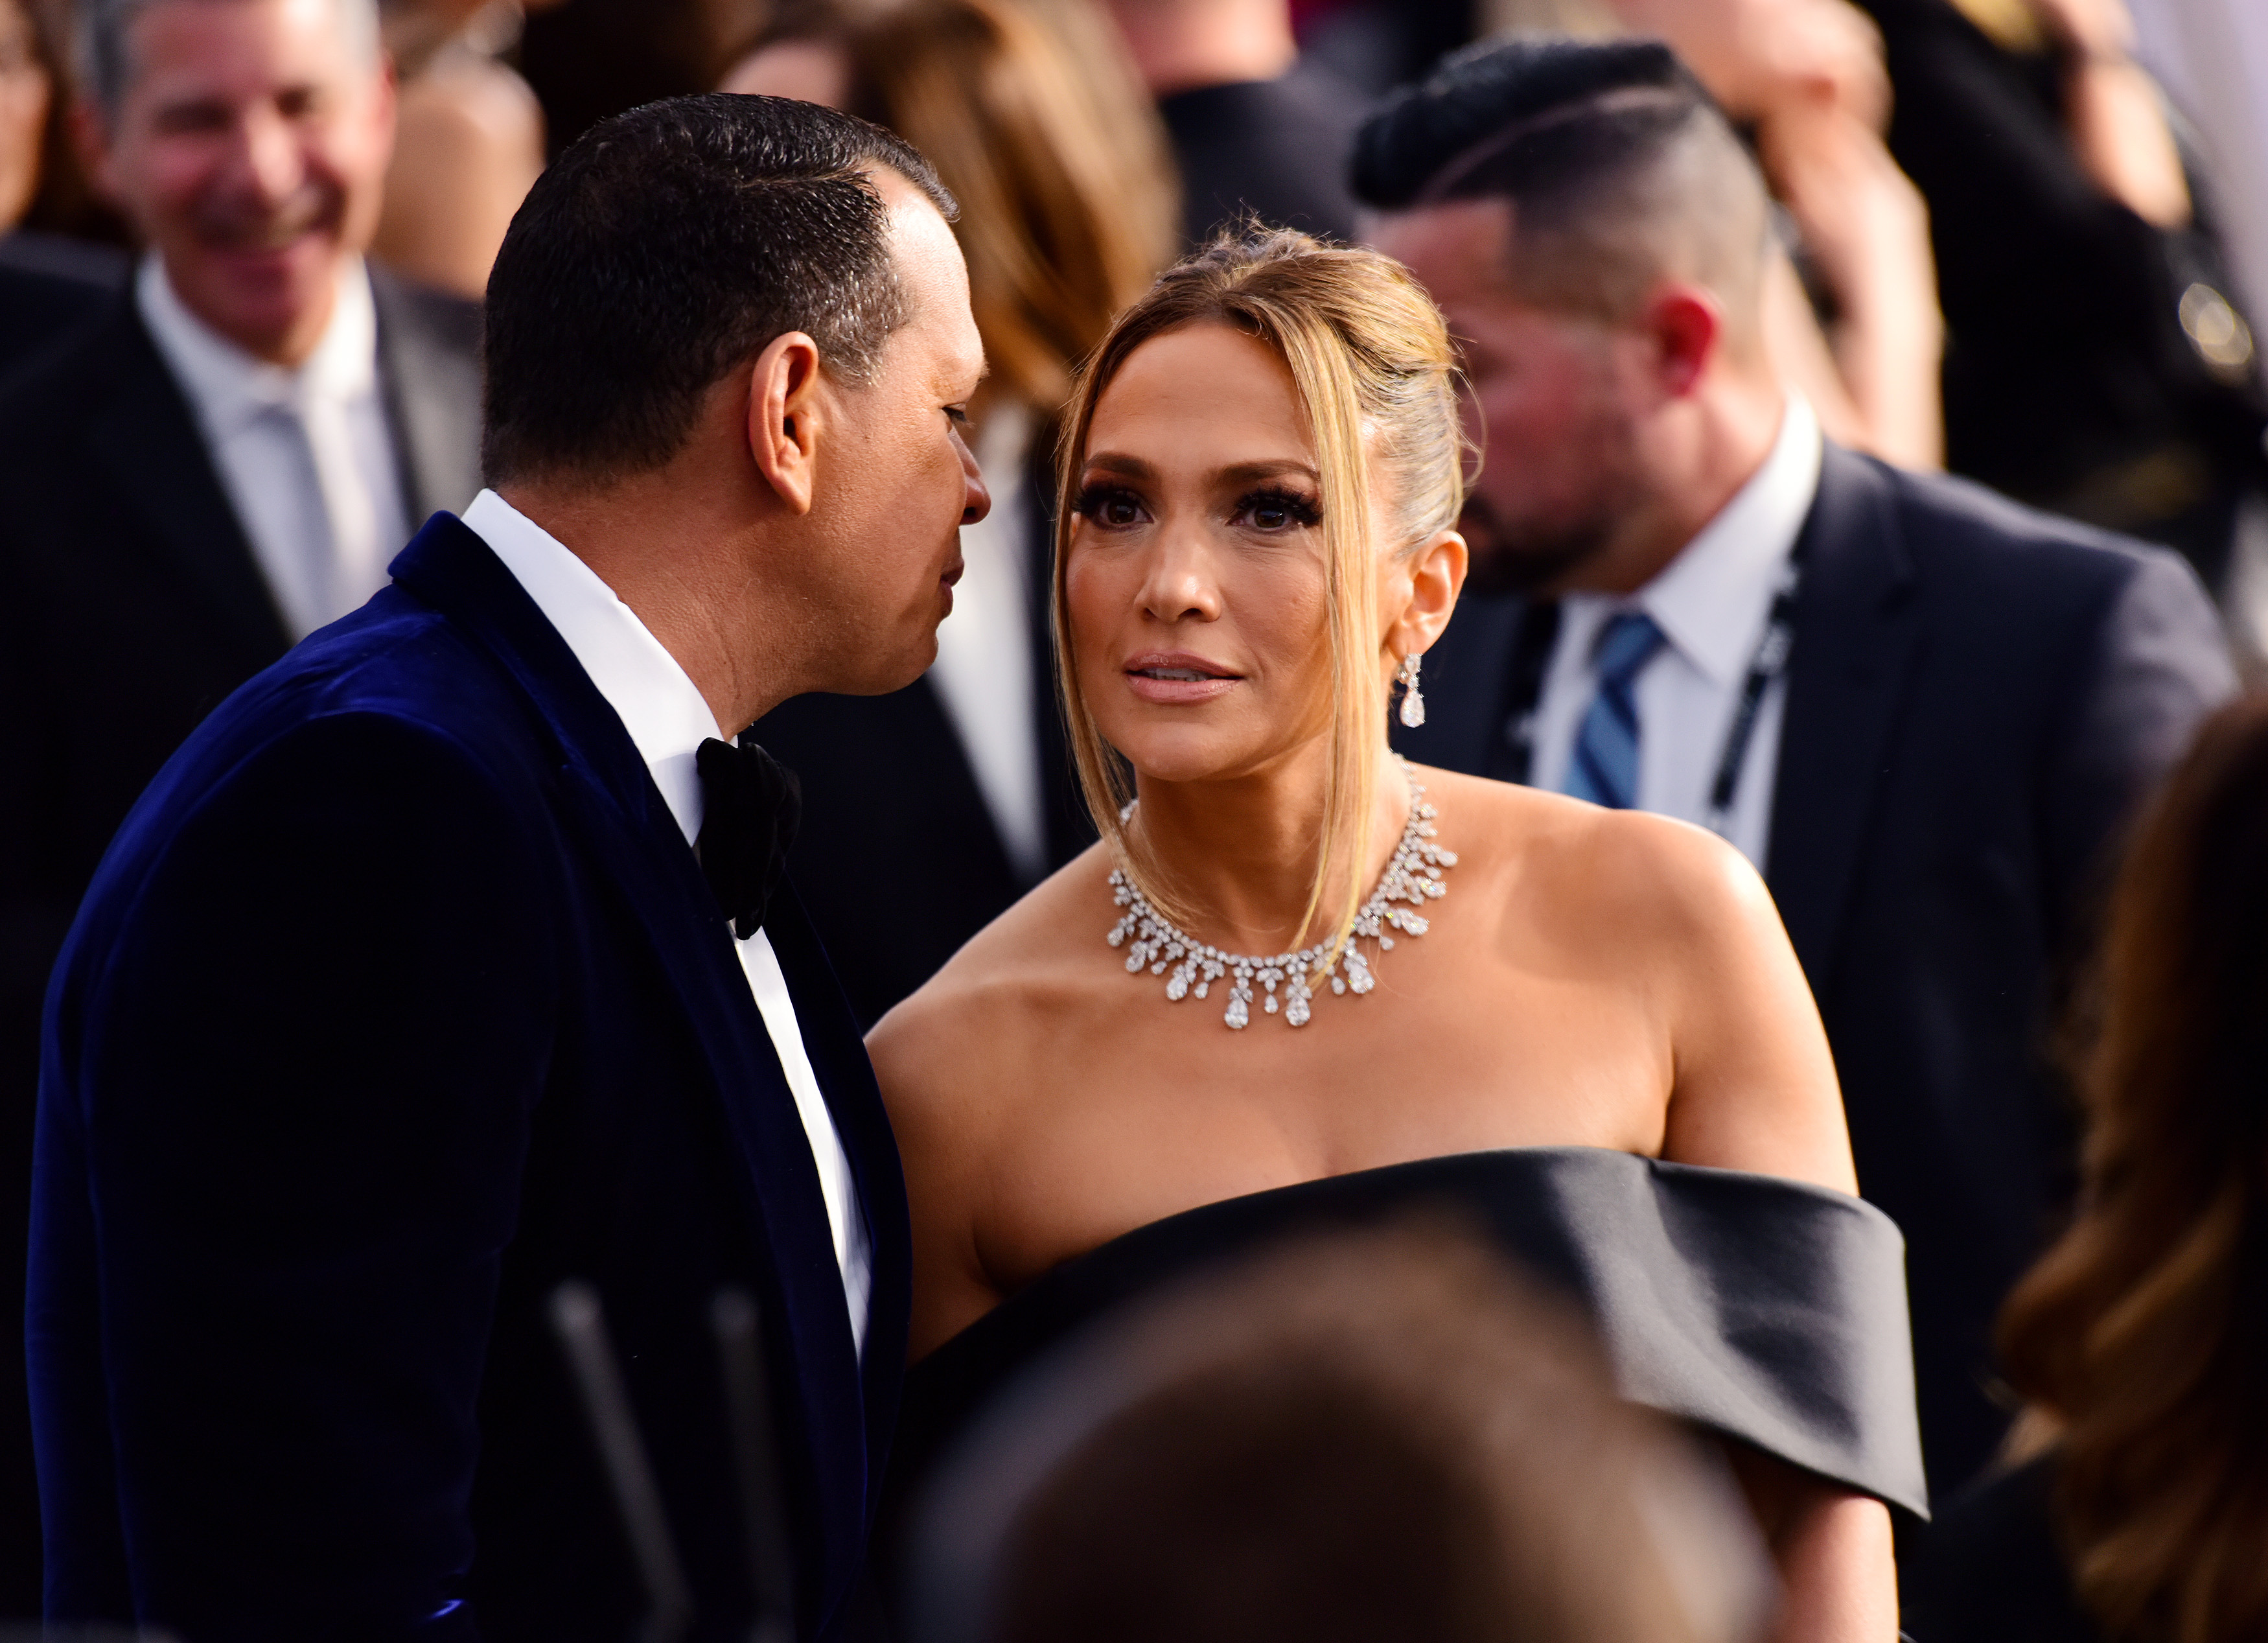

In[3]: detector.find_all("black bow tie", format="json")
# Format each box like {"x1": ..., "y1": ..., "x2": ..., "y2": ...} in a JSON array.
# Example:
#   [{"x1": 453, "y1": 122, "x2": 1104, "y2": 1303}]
[{"x1": 696, "y1": 737, "x2": 802, "y2": 938}]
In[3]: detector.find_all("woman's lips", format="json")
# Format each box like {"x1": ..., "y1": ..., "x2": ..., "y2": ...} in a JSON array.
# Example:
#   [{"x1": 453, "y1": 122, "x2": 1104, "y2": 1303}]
[{"x1": 1124, "y1": 655, "x2": 1240, "y2": 705}]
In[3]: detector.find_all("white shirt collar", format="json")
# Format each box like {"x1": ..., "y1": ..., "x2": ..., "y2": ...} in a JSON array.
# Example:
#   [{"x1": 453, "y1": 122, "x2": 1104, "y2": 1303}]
[
  {"x1": 461, "y1": 489, "x2": 724, "y2": 844},
  {"x1": 137, "y1": 251, "x2": 381, "y2": 437},
  {"x1": 1630, "y1": 395, "x2": 1822, "y2": 687}
]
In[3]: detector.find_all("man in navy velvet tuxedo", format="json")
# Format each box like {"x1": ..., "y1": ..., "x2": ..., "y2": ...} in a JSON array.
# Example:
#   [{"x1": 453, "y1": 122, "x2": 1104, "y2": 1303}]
[{"x1": 29, "y1": 93, "x2": 988, "y2": 1640}]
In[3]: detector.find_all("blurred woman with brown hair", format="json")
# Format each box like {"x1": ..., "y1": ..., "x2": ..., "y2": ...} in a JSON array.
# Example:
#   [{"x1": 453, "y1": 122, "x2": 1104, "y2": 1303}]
[
  {"x1": 0, "y1": 0, "x2": 126, "y2": 386},
  {"x1": 726, "y1": 0, "x2": 1176, "y2": 432},
  {"x1": 722, "y1": 0, "x2": 1181, "y2": 1026},
  {"x1": 1915, "y1": 692, "x2": 2268, "y2": 1642}
]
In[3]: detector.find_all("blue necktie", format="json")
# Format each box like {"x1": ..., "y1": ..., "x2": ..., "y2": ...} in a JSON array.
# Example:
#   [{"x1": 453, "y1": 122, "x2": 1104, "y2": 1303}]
[{"x1": 1563, "y1": 612, "x2": 1667, "y2": 811}]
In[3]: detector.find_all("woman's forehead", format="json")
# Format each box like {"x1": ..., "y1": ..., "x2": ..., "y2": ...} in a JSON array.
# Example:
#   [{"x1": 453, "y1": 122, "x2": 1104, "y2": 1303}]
[{"x1": 1085, "y1": 324, "x2": 1315, "y2": 474}]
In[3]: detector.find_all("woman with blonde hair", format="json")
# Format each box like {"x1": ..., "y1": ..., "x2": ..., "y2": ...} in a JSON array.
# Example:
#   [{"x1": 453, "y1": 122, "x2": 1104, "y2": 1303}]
[
  {"x1": 1915, "y1": 692, "x2": 2268, "y2": 1643},
  {"x1": 723, "y1": 0, "x2": 1179, "y2": 1023},
  {"x1": 873, "y1": 228, "x2": 1923, "y2": 1640}
]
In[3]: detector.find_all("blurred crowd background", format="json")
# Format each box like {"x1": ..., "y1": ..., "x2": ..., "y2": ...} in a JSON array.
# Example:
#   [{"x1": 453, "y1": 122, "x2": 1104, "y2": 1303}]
[
  {"x1": 6, "y1": 0, "x2": 2267, "y2": 599},
  {"x1": 6, "y1": 0, "x2": 2268, "y2": 1636}
]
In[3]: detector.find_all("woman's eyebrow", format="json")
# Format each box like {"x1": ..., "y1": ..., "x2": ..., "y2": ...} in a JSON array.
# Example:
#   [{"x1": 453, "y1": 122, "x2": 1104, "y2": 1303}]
[
  {"x1": 1082, "y1": 454, "x2": 1321, "y2": 486},
  {"x1": 1216, "y1": 460, "x2": 1321, "y2": 485},
  {"x1": 1082, "y1": 452, "x2": 1157, "y2": 481}
]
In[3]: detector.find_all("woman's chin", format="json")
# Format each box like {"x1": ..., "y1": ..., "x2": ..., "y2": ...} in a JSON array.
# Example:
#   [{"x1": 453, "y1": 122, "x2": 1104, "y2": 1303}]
[{"x1": 1107, "y1": 726, "x2": 1290, "y2": 789}]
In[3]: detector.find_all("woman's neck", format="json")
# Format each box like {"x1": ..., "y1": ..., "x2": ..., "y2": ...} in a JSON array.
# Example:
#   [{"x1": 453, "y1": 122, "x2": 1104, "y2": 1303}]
[{"x1": 1124, "y1": 738, "x2": 1411, "y2": 957}]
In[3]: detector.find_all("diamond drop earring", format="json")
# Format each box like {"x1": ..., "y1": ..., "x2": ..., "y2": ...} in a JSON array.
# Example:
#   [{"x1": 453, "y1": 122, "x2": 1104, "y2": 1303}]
[{"x1": 1395, "y1": 652, "x2": 1426, "y2": 729}]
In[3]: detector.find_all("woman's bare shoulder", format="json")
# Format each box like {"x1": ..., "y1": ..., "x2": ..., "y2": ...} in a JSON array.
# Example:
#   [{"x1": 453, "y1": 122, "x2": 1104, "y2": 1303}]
[
  {"x1": 1417, "y1": 769, "x2": 1848, "y2": 1187},
  {"x1": 866, "y1": 844, "x2": 1118, "y2": 1133},
  {"x1": 1417, "y1": 765, "x2": 1774, "y2": 950}
]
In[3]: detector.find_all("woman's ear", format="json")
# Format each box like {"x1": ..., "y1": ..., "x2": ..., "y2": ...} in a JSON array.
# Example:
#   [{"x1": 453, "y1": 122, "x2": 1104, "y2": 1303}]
[
  {"x1": 1391, "y1": 528, "x2": 1469, "y2": 660},
  {"x1": 747, "y1": 331, "x2": 825, "y2": 515}
]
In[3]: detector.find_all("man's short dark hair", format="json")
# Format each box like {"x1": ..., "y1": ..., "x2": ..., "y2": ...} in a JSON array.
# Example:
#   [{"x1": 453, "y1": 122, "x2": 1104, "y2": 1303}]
[
  {"x1": 481, "y1": 93, "x2": 957, "y2": 487},
  {"x1": 1351, "y1": 38, "x2": 1770, "y2": 328}
]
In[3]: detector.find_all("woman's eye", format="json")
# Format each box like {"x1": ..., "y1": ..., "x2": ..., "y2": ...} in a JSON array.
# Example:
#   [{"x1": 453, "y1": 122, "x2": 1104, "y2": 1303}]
[
  {"x1": 1076, "y1": 485, "x2": 1148, "y2": 528},
  {"x1": 1236, "y1": 489, "x2": 1321, "y2": 533}
]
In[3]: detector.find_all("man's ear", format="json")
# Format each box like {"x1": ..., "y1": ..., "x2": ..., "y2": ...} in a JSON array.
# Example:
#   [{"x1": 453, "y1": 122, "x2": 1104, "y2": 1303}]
[
  {"x1": 747, "y1": 331, "x2": 825, "y2": 515},
  {"x1": 1640, "y1": 284, "x2": 1724, "y2": 399},
  {"x1": 1391, "y1": 528, "x2": 1470, "y2": 660}
]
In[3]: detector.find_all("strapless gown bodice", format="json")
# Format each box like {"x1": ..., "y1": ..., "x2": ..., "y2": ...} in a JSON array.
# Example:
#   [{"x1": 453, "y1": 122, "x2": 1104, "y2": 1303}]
[{"x1": 892, "y1": 1145, "x2": 1928, "y2": 1519}]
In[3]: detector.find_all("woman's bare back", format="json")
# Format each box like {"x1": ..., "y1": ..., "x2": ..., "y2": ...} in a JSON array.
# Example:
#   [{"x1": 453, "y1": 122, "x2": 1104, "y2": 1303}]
[{"x1": 869, "y1": 765, "x2": 1851, "y2": 1360}]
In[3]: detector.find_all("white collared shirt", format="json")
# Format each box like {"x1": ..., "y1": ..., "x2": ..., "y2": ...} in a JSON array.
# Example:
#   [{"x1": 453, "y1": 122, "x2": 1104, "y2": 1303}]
[
  {"x1": 139, "y1": 253, "x2": 409, "y2": 640},
  {"x1": 927, "y1": 404, "x2": 1047, "y2": 883},
  {"x1": 1530, "y1": 397, "x2": 1823, "y2": 867},
  {"x1": 462, "y1": 489, "x2": 874, "y2": 1355}
]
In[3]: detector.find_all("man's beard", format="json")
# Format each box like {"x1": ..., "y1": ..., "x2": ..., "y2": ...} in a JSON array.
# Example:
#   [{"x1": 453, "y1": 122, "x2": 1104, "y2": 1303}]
[{"x1": 1457, "y1": 491, "x2": 1624, "y2": 598}]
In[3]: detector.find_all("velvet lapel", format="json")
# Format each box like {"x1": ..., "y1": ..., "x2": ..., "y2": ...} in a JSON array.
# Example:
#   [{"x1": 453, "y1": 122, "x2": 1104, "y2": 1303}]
[
  {"x1": 80, "y1": 303, "x2": 290, "y2": 661},
  {"x1": 387, "y1": 515, "x2": 876, "y2": 1620},
  {"x1": 1392, "y1": 590, "x2": 1525, "y2": 775},
  {"x1": 1764, "y1": 445, "x2": 1921, "y2": 992},
  {"x1": 371, "y1": 268, "x2": 482, "y2": 524},
  {"x1": 759, "y1": 884, "x2": 912, "y2": 1506}
]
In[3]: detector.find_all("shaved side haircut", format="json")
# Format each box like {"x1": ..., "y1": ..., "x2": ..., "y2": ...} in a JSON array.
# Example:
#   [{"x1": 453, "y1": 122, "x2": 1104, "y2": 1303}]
[{"x1": 1352, "y1": 38, "x2": 1774, "y2": 337}]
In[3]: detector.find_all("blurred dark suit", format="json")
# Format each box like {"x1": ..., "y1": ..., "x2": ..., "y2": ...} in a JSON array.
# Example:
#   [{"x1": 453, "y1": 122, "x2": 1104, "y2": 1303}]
[
  {"x1": 0, "y1": 262, "x2": 480, "y2": 1612},
  {"x1": 0, "y1": 233, "x2": 127, "y2": 384},
  {"x1": 1857, "y1": 0, "x2": 2268, "y2": 590},
  {"x1": 1396, "y1": 445, "x2": 2236, "y2": 1499},
  {"x1": 752, "y1": 447, "x2": 1091, "y2": 1029},
  {"x1": 1908, "y1": 1455, "x2": 2101, "y2": 1642},
  {"x1": 1160, "y1": 60, "x2": 1368, "y2": 246}
]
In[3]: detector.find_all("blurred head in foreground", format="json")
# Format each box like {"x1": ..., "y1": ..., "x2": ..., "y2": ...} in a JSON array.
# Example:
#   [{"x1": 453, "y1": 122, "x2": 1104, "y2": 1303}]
[
  {"x1": 908, "y1": 1225, "x2": 1770, "y2": 1643},
  {"x1": 1998, "y1": 691, "x2": 2268, "y2": 1643}
]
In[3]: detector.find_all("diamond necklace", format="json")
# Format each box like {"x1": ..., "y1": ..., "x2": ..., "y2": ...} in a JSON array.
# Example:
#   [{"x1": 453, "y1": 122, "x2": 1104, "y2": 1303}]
[{"x1": 1105, "y1": 758, "x2": 1457, "y2": 1029}]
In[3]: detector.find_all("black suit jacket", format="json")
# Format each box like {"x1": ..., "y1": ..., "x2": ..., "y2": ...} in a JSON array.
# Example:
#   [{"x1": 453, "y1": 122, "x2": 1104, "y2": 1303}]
[
  {"x1": 0, "y1": 264, "x2": 481, "y2": 1614},
  {"x1": 0, "y1": 234, "x2": 128, "y2": 386},
  {"x1": 1396, "y1": 445, "x2": 2235, "y2": 1497},
  {"x1": 32, "y1": 514, "x2": 908, "y2": 1640},
  {"x1": 1855, "y1": 0, "x2": 2268, "y2": 583},
  {"x1": 1159, "y1": 61, "x2": 1369, "y2": 246},
  {"x1": 752, "y1": 456, "x2": 1092, "y2": 1030}
]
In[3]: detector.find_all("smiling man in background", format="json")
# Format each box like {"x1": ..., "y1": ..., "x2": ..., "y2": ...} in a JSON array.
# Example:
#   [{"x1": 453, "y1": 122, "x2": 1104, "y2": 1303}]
[{"x1": 0, "y1": 0, "x2": 480, "y2": 1609}]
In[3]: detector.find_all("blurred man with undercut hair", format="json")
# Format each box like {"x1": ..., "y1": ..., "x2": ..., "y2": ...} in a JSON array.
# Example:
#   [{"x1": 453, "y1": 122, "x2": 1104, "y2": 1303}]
[
  {"x1": 1364, "y1": 38, "x2": 2236, "y2": 1506},
  {"x1": 0, "y1": 0, "x2": 479, "y2": 1605}
]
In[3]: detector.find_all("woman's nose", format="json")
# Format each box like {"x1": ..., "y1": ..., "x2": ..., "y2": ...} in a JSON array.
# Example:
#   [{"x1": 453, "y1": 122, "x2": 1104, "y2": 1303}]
[{"x1": 1136, "y1": 530, "x2": 1221, "y2": 625}]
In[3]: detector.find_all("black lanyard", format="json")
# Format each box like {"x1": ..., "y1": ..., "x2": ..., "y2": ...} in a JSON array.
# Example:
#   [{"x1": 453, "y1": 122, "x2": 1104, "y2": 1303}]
[
  {"x1": 1702, "y1": 552, "x2": 1801, "y2": 837},
  {"x1": 1495, "y1": 550, "x2": 1804, "y2": 833}
]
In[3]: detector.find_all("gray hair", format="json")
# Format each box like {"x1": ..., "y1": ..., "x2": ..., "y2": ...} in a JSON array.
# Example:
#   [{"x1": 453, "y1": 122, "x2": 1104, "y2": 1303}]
[{"x1": 78, "y1": 0, "x2": 381, "y2": 114}]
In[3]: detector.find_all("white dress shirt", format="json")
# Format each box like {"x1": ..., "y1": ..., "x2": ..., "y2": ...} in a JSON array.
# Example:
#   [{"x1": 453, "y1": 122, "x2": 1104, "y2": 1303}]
[
  {"x1": 139, "y1": 254, "x2": 410, "y2": 640},
  {"x1": 927, "y1": 404, "x2": 1047, "y2": 882},
  {"x1": 462, "y1": 489, "x2": 874, "y2": 1354},
  {"x1": 1530, "y1": 397, "x2": 1823, "y2": 867}
]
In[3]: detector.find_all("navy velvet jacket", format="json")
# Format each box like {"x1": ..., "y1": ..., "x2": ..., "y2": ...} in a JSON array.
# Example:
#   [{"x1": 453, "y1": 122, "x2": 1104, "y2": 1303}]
[
  {"x1": 1395, "y1": 445, "x2": 2236, "y2": 1501},
  {"x1": 28, "y1": 515, "x2": 911, "y2": 1642}
]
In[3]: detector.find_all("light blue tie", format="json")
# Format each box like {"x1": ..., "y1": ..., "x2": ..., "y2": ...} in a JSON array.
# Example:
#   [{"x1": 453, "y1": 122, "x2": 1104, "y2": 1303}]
[{"x1": 1563, "y1": 612, "x2": 1667, "y2": 810}]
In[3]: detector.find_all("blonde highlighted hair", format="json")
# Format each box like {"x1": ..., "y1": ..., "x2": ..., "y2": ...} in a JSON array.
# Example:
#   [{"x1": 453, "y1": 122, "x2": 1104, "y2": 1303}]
[{"x1": 1052, "y1": 228, "x2": 1467, "y2": 953}]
